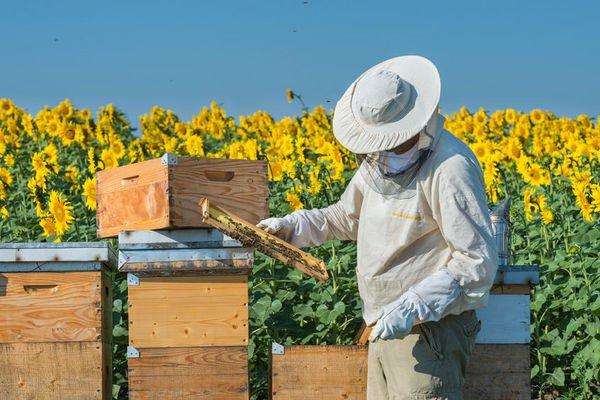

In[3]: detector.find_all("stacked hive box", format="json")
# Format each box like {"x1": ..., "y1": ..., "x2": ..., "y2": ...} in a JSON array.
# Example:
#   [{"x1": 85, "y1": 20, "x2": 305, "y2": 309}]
[
  {"x1": 96, "y1": 153, "x2": 269, "y2": 238},
  {"x1": 119, "y1": 229, "x2": 253, "y2": 399},
  {"x1": 271, "y1": 265, "x2": 539, "y2": 400},
  {"x1": 96, "y1": 154, "x2": 269, "y2": 399},
  {"x1": 0, "y1": 242, "x2": 115, "y2": 400}
]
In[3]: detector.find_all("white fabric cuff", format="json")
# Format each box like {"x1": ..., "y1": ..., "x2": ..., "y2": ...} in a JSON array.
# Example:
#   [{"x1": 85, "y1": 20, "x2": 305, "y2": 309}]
[
  {"x1": 406, "y1": 268, "x2": 463, "y2": 323},
  {"x1": 283, "y1": 209, "x2": 329, "y2": 248}
]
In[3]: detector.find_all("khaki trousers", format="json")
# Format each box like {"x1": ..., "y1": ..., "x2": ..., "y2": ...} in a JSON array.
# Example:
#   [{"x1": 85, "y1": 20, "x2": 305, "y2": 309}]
[{"x1": 367, "y1": 310, "x2": 480, "y2": 400}]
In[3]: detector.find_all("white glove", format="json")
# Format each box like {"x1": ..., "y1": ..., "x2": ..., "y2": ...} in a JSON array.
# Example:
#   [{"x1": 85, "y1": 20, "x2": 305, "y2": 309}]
[
  {"x1": 257, "y1": 217, "x2": 294, "y2": 241},
  {"x1": 369, "y1": 268, "x2": 462, "y2": 341}
]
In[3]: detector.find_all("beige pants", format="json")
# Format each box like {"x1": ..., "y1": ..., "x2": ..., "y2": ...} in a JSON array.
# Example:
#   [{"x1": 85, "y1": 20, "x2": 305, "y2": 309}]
[{"x1": 367, "y1": 310, "x2": 480, "y2": 400}]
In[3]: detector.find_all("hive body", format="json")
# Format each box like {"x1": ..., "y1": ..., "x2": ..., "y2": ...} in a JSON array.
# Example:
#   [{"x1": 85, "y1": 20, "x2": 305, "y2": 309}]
[
  {"x1": 271, "y1": 265, "x2": 538, "y2": 400},
  {"x1": 120, "y1": 229, "x2": 251, "y2": 399},
  {"x1": 96, "y1": 154, "x2": 269, "y2": 238},
  {"x1": 0, "y1": 242, "x2": 115, "y2": 400}
]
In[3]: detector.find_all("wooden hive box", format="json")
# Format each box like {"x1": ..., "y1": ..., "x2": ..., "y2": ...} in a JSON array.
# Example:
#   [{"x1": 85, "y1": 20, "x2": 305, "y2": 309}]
[
  {"x1": 0, "y1": 242, "x2": 116, "y2": 400},
  {"x1": 96, "y1": 153, "x2": 269, "y2": 238},
  {"x1": 271, "y1": 265, "x2": 539, "y2": 400},
  {"x1": 119, "y1": 229, "x2": 252, "y2": 400}
]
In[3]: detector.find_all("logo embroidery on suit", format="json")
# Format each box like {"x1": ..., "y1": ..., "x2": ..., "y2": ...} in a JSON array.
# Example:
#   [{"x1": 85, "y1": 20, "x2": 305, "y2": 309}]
[{"x1": 392, "y1": 211, "x2": 422, "y2": 222}]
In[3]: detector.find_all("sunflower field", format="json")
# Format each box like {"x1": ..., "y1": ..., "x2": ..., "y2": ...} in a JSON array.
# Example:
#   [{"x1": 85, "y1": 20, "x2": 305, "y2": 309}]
[{"x1": 0, "y1": 97, "x2": 598, "y2": 399}]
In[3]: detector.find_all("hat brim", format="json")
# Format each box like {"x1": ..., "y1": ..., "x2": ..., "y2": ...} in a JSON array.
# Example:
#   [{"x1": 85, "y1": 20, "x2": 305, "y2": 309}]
[{"x1": 333, "y1": 55, "x2": 441, "y2": 154}]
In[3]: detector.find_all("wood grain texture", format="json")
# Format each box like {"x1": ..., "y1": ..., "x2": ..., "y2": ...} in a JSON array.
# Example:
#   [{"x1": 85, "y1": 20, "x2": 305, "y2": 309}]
[
  {"x1": 200, "y1": 199, "x2": 329, "y2": 282},
  {"x1": 128, "y1": 346, "x2": 249, "y2": 400},
  {"x1": 96, "y1": 156, "x2": 269, "y2": 238},
  {"x1": 463, "y1": 344, "x2": 530, "y2": 400},
  {"x1": 271, "y1": 344, "x2": 530, "y2": 400},
  {"x1": 271, "y1": 346, "x2": 367, "y2": 400},
  {"x1": 97, "y1": 158, "x2": 171, "y2": 238},
  {"x1": 355, "y1": 322, "x2": 371, "y2": 346},
  {"x1": 128, "y1": 275, "x2": 249, "y2": 348},
  {"x1": 96, "y1": 158, "x2": 168, "y2": 194},
  {"x1": 0, "y1": 341, "x2": 106, "y2": 400},
  {"x1": 0, "y1": 272, "x2": 102, "y2": 343},
  {"x1": 170, "y1": 157, "x2": 269, "y2": 227},
  {"x1": 101, "y1": 272, "x2": 113, "y2": 398}
]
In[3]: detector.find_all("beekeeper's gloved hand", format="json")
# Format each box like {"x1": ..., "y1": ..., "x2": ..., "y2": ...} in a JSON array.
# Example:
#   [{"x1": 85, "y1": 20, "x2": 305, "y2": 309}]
[
  {"x1": 369, "y1": 268, "x2": 462, "y2": 341},
  {"x1": 257, "y1": 217, "x2": 294, "y2": 241}
]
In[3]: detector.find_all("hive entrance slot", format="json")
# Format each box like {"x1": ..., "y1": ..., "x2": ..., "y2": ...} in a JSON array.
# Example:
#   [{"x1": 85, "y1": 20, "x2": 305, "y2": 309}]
[
  {"x1": 204, "y1": 170, "x2": 235, "y2": 182},
  {"x1": 23, "y1": 284, "x2": 59, "y2": 294},
  {"x1": 121, "y1": 175, "x2": 140, "y2": 186}
]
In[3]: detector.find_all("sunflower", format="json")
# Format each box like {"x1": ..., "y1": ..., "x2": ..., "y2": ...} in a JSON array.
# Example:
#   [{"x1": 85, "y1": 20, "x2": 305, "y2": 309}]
[
  {"x1": 525, "y1": 163, "x2": 551, "y2": 187},
  {"x1": 4, "y1": 154, "x2": 14, "y2": 167},
  {"x1": 580, "y1": 201, "x2": 594, "y2": 223},
  {"x1": 506, "y1": 138, "x2": 522, "y2": 161},
  {"x1": 163, "y1": 137, "x2": 178, "y2": 153},
  {"x1": 523, "y1": 188, "x2": 538, "y2": 222},
  {"x1": 516, "y1": 156, "x2": 530, "y2": 177},
  {"x1": 32, "y1": 152, "x2": 46, "y2": 171},
  {"x1": 185, "y1": 135, "x2": 205, "y2": 157},
  {"x1": 591, "y1": 185, "x2": 600, "y2": 212},
  {"x1": 576, "y1": 114, "x2": 591, "y2": 129},
  {"x1": 100, "y1": 149, "x2": 119, "y2": 169},
  {"x1": 87, "y1": 148, "x2": 97, "y2": 174},
  {"x1": 471, "y1": 141, "x2": 490, "y2": 161},
  {"x1": 514, "y1": 123, "x2": 530, "y2": 139},
  {"x1": 39, "y1": 217, "x2": 56, "y2": 237},
  {"x1": 48, "y1": 191, "x2": 73, "y2": 236},
  {"x1": 82, "y1": 177, "x2": 97, "y2": 210},
  {"x1": 0, "y1": 98, "x2": 12, "y2": 113},
  {"x1": 530, "y1": 109, "x2": 546, "y2": 125},
  {"x1": 285, "y1": 89, "x2": 295, "y2": 103},
  {"x1": 0, "y1": 206, "x2": 8, "y2": 220},
  {"x1": 285, "y1": 190, "x2": 303, "y2": 211},
  {"x1": 65, "y1": 165, "x2": 79, "y2": 183},
  {"x1": 0, "y1": 167, "x2": 13, "y2": 185},
  {"x1": 540, "y1": 208, "x2": 554, "y2": 225},
  {"x1": 269, "y1": 161, "x2": 284, "y2": 182},
  {"x1": 242, "y1": 139, "x2": 259, "y2": 160},
  {"x1": 473, "y1": 108, "x2": 487, "y2": 125},
  {"x1": 543, "y1": 137, "x2": 558, "y2": 154},
  {"x1": 505, "y1": 108, "x2": 518, "y2": 125},
  {"x1": 572, "y1": 182, "x2": 589, "y2": 209},
  {"x1": 473, "y1": 124, "x2": 487, "y2": 140},
  {"x1": 308, "y1": 165, "x2": 323, "y2": 195},
  {"x1": 537, "y1": 195, "x2": 554, "y2": 225}
]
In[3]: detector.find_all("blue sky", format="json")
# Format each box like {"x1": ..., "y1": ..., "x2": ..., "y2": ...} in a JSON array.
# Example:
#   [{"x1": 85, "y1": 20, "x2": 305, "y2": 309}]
[{"x1": 1, "y1": 0, "x2": 598, "y2": 125}]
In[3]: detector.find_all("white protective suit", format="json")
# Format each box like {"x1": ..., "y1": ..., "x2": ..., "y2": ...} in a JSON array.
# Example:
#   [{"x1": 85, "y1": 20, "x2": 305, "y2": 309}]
[{"x1": 277, "y1": 116, "x2": 498, "y2": 328}]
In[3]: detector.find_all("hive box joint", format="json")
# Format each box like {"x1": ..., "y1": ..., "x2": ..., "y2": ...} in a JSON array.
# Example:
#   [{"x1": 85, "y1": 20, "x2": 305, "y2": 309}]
[
  {"x1": 127, "y1": 273, "x2": 140, "y2": 286},
  {"x1": 127, "y1": 345, "x2": 140, "y2": 358},
  {"x1": 272, "y1": 342, "x2": 285, "y2": 355}
]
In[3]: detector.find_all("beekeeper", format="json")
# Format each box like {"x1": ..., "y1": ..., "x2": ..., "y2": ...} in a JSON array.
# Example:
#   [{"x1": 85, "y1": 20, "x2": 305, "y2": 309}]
[{"x1": 258, "y1": 55, "x2": 498, "y2": 399}]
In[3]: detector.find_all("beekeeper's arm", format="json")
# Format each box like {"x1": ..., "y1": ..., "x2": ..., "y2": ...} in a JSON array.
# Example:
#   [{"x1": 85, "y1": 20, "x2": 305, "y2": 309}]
[
  {"x1": 257, "y1": 171, "x2": 363, "y2": 247},
  {"x1": 370, "y1": 155, "x2": 497, "y2": 341}
]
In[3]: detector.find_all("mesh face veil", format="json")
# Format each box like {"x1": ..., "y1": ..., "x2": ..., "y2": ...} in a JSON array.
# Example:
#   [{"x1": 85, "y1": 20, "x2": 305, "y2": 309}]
[
  {"x1": 356, "y1": 131, "x2": 435, "y2": 199},
  {"x1": 358, "y1": 150, "x2": 431, "y2": 199}
]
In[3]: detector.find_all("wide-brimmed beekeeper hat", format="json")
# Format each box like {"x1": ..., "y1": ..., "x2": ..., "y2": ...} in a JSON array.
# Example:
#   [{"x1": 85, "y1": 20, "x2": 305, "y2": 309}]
[{"x1": 333, "y1": 55, "x2": 441, "y2": 154}]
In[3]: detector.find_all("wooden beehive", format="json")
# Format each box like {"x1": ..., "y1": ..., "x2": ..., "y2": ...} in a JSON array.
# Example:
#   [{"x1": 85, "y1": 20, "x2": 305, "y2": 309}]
[
  {"x1": 0, "y1": 242, "x2": 116, "y2": 400},
  {"x1": 119, "y1": 229, "x2": 251, "y2": 399},
  {"x1": 96, "y1": 153, "x2": 269, "y2": 238},
  {"x1": 271, "y1": 265, "x2": 539, "y2": 400}
]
